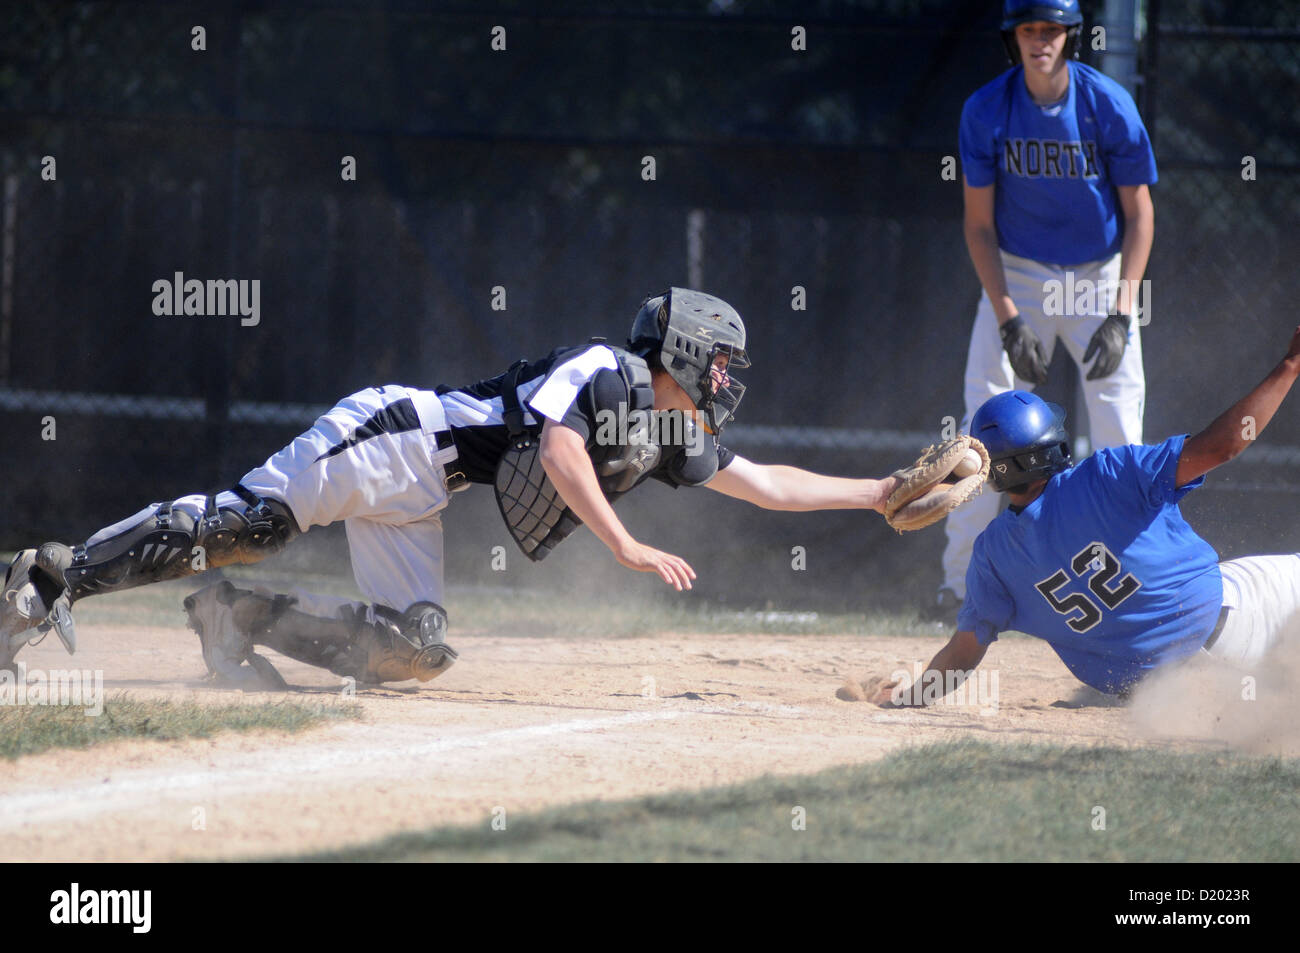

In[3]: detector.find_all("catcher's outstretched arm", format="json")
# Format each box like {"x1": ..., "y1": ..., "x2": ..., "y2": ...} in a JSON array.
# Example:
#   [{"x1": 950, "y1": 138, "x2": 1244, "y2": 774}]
[{"x1": 705, "y1": 455, "x2": 898, "y2": 513}]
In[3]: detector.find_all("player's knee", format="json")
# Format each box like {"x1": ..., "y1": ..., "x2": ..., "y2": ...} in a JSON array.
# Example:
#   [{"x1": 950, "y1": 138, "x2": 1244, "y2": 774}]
[
  {"x1": 197, "y1": 495, "x2": 299, "y2": 568},
  {"x1": 363, "y1": 601, "x2": 457, "y2": 683}
]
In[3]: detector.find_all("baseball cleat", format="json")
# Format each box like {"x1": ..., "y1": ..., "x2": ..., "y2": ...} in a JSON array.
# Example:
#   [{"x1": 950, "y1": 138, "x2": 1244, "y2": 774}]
[
  {"x1": 1, "y1": 551, "x2": 49, "y2": 675},
  {"x1": 33, "y1": 543, "x2": 77, "y2": 653},
  {"x1": 2, "y1": 550, "x2": 47, "y2": 636},
  {"x1": 183, "y1": 581, "x2": 287, "y2": 691},
  {"x1": 4, "y1": 545, "x2": 81, "y2": 655}
]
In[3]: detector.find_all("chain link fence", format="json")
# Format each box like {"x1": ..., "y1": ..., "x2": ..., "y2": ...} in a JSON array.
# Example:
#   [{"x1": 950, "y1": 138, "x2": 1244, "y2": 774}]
[{"x1": 1, "y1": 1, "x2": 1297, "y2": 607}]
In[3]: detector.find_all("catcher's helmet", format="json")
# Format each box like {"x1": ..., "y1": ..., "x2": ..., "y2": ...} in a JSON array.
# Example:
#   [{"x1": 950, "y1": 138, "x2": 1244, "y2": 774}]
[
  {"x1": 1001, "y1": 0, "x2": 1084, "y2": 65},
  {"x1": 971, "y1": 390, "x2": 1073, "y2": 492},
  {"x1": 628, "y1": 287, "x2": 749, "y2": 433}
]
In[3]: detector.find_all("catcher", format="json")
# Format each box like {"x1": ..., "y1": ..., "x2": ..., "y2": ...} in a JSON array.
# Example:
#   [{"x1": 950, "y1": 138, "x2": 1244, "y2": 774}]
[{"x1": 2, "y1": 288, "x2": 986, "y2": 688}]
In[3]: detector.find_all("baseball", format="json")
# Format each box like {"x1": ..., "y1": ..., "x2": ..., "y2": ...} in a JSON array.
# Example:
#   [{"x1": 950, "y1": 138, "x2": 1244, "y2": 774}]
[{"x1": 952, "y1": 448, "x2": 983, "y2": 479}]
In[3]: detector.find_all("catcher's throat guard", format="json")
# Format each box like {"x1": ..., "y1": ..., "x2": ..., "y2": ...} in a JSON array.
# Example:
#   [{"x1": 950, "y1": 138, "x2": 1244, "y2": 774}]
[{"x1": 494, "y1": 345, "x2": 659, "y2": 561}]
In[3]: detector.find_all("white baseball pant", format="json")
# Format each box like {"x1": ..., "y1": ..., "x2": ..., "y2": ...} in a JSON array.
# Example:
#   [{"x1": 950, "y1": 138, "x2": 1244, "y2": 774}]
[
  {"x1": 942, "y1": 250, "x2": 1146, "y2": 598},
  {"x1": 87, "y1": 385, "x2": 460, "y2": 613},
  {"x1": 1205, "y1": 555, "x2": 1300, "y2": 664}
]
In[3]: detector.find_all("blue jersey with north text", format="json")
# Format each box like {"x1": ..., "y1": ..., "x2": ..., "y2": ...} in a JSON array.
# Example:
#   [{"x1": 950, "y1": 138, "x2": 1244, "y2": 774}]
[
  {"x1": 959, "y1": 62, "x2": 1157, "y2": 266},
  {"x1": 956, "y1": 436, "x2": 1222, "y2": 694}
]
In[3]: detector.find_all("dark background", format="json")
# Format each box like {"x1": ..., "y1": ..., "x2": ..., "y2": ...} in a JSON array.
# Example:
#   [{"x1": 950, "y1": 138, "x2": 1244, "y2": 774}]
[{"x1": 1, "y1": 0, "x2": 1298, "y2": 613}]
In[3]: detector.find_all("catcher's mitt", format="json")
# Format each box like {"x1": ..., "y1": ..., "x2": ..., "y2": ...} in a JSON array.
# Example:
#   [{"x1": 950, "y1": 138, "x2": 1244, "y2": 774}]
[{"x1": 884, "y1": 436, "x2": 990, "y2": 532}]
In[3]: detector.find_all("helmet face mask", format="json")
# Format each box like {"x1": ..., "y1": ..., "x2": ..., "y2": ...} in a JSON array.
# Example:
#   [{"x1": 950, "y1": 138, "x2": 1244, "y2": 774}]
[
  {"x1": 701, "y1": 343, "x2": 749, "y2": 434},
  {"x1": 629, "y1": 288, "x2": 749, "y2": 433}
]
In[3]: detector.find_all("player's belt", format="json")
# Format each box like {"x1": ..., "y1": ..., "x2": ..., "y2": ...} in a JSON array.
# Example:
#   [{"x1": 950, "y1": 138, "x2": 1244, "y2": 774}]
[
  {"x1": 1202, "y1": 605, "x2": 1231, "y2": 651},
  {"x1": 410, "y1": 389, "x2": 470, "y2": 493}
]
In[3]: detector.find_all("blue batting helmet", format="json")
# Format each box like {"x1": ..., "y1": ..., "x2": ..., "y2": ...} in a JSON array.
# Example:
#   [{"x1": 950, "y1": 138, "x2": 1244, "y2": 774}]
[
  {"x1": 1001, "y1": 0, "x2": 1084, "y2": 64},
  {"x1": 971, "y1": 390, "x2": 1073, "y2": 492}
]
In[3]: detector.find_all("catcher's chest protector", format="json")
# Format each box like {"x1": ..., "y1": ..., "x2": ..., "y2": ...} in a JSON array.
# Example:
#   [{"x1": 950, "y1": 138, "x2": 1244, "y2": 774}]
[{"x1": 495, "y1": 346, "x2": 658, "y2": 561}]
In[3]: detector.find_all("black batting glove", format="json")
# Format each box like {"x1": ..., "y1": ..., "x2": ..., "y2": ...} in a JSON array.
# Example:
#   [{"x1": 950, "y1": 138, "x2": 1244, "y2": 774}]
[
  {"x1": 999, "y1": 316, "x2": 1049, "y2": 385},
  {"x1": 1082, "y1": 313, "x2": 1131, "y2": 380}
]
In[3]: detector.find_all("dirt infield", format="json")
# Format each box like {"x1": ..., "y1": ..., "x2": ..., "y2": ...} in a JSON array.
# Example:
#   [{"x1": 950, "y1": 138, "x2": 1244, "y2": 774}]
[{"x1": 0, "y1": 611, "x2": 1192, "y2": 862}]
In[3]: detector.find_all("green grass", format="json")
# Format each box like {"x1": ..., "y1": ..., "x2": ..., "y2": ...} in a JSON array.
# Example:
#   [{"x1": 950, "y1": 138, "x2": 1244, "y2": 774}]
[
  {"x1": 286, "y1": 740, "x2": 1300, "y2": 862},
  {"x1": 0, "y1": 694, "x2": 362, "y2": 760}
]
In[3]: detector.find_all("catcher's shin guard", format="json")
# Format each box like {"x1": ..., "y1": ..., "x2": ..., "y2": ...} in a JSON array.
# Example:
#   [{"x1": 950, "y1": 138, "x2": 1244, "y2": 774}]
[
  {"x1": 44, "y1": 485, "x2": 298, "y2": 605},
  {"x1": 207, "y1": 586, "x2": 457, "y2": 685}
]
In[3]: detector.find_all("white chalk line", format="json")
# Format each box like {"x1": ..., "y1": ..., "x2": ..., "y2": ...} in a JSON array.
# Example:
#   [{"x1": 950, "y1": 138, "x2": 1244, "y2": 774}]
[{"x1": 0, "y1": 709, "x2": 686, "y2": 829}]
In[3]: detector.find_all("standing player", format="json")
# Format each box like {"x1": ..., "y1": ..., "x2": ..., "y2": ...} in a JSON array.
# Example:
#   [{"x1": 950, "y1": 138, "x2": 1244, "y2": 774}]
[
  {"x1": 874, "y1": 326, "x2": 1300, "y2": 706},
  {"x1": 1, "y1": 288, "x2": 948, "y2": 688},
  {"x1": 934, "y1": 0, "x2": 1157, "y2": 624}
]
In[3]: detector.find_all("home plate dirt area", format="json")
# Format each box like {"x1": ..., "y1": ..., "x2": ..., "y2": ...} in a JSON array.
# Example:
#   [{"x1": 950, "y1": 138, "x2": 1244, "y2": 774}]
[{"x1": 0, "y1": 607, "x2": 1174, "y2": 862}]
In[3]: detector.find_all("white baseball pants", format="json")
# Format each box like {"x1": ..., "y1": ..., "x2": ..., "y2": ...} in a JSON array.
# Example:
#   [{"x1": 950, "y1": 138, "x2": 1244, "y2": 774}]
[
  {"x1": 941, "y1": 250, "x2": 1146, "y2": 598},
  {"x1": 90, "y1": 386, "x2": 460, "y2": 612},
  {"x1": 1205, "y1": 555, "x2": 1300, "y2": 664}
]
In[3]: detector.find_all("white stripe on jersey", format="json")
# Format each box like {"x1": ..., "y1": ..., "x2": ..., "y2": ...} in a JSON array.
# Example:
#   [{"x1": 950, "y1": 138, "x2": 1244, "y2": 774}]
[
  {"x1": 526, "y1": 346, "x2": 619, "y2": 422},
  {"x1": 438, "y1": 387, "x2": 540, "y2": 430},
  {"x1": 438, "y1": 344, "x2": 618, "y2": 430}
]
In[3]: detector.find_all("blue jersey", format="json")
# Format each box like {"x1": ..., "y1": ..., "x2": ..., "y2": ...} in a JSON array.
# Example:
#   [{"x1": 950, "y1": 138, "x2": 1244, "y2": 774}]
[
  {"x1": 959, "y1": 62, "x2": 1157, "y2": 266},
  {"x1": 956, "y1": 435, "x2": 1223, "y2": 695}
]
